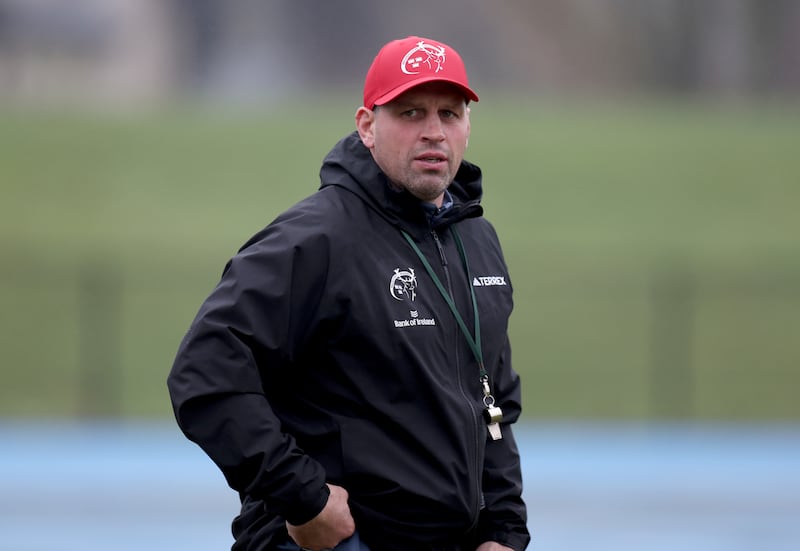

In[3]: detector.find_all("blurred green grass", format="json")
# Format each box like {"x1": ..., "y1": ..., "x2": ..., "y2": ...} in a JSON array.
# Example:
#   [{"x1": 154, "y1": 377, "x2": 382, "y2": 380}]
[{"x1": 1, "y1": 99, "x2": 798, "y2": 419}]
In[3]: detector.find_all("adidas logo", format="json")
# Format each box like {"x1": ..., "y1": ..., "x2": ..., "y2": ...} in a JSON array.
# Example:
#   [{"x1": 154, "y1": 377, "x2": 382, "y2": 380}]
[{"x1": 473, "y1": 276, "x2": 507, "y2": 287}]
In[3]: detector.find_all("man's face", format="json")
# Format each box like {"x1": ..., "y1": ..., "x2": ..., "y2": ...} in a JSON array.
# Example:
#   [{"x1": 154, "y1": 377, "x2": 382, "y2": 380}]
[{"x1": 356, "y1": 82, "x2": 471, "y2": 207}]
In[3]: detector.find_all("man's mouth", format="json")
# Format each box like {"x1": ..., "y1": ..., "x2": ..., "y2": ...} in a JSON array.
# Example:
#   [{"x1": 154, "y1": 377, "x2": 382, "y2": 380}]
[{"x1": 415, "y1": 152, "x2": 447, "y2": 164}]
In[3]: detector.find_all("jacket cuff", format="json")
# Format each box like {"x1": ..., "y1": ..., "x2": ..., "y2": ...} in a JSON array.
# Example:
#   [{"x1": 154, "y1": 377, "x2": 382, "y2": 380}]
[
  {"x1": 477, "y1": 530, "x2": 530, "y2": 551},
  {"x1": 281, "y1": 483, "x2": 331, "y2": 526}
]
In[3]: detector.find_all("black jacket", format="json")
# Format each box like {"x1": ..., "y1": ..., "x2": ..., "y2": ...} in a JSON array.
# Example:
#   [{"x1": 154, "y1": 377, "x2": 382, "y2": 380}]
[{"x1": 168, "y1": 132, "x2": 530, "y2": 551}]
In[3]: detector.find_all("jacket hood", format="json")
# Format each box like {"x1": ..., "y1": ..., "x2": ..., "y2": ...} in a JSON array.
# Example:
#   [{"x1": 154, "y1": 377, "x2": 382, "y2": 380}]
[{"x1": 318, "y1": 132, "x2": 484, "y2": 230}]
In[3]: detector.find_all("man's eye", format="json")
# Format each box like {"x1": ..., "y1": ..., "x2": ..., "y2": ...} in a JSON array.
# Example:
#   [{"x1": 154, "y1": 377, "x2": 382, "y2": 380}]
[
  {"x1": 441, "y1": 110, "x2": 457, "y2": 119},
  {"x1": 402, "y1": 109, "x2": 419, "y2": 118}
]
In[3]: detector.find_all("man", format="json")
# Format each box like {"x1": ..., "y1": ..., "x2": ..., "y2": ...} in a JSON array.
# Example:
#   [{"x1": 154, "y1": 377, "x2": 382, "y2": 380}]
[{"x1": 168, "y1": 36, "x2": 530, "y2": 551}]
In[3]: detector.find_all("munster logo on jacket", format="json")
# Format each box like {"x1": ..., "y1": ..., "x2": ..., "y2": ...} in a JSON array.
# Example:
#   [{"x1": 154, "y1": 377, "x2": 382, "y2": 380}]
[
  {"x1": 389, "y1": 267, "x2": 437, "y2": 329},
  {"x1": 389, "y1": 268, "x2": 417, "y2": 301}
]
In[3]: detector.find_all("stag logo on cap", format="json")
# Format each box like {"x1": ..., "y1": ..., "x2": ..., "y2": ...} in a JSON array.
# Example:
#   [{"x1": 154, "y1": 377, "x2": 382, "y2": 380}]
[{"x1": 401, "y1": 41, "x2": 446, "y2": 75}]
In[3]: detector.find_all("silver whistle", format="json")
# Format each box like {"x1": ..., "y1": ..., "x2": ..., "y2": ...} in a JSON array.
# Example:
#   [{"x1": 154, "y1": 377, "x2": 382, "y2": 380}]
[{"x1": 484, "y1": 405, "x2": 503, "y2": 441}]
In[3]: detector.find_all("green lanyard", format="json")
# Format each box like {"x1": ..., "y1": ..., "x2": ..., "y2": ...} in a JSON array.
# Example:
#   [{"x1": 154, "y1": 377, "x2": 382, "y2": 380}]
[{"x1": 401, "y1": 226, "x2": 504, "y2": 440}]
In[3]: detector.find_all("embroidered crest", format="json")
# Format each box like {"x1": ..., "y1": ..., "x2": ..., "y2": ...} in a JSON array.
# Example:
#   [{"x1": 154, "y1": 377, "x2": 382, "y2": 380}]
[
  {"x1": 401, "y1": 41, "x2": 446, "y2": 75},
  {"x1": 390, "y1": 268, "x2": 417, "y2": 301}
]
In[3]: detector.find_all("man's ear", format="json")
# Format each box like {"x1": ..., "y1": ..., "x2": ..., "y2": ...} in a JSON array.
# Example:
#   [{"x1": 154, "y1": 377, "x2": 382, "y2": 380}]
[
  {"x1": 355, "y1": 107, "x2": 376, "y2": 149},
  {"x1": 465, "y1": 106, "x2": 471, "y2": 148}
]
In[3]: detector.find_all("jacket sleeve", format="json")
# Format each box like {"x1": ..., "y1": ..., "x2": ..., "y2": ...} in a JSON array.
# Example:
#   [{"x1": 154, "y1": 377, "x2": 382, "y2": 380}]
[
  {"x1": 167, "y1": 219, "x2": 331, "y2": 525},
  {"x1": 476, "y1": 335, "x2": 531, "y2": 550}
]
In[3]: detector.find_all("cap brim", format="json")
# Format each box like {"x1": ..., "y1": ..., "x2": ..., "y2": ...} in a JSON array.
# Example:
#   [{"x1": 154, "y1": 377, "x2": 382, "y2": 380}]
[{"x1": 373, "y1": 77, "x2": 479, "y2": 107}]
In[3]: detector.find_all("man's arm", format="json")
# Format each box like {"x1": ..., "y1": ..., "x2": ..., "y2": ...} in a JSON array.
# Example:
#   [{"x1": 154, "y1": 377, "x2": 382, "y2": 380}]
[{"x1": 168, "y1": 222, "x2": 334, "y2": 524}]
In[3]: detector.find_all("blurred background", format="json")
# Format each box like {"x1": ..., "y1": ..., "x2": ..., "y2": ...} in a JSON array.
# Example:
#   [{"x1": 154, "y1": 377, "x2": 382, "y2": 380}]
[{"x1": 1, "y1": 0, "x2": 799, "y2": 549}]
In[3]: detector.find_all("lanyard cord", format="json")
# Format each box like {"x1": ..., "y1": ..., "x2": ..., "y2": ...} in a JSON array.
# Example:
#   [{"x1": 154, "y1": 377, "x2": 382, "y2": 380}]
[{"x1": 401, "y1": 226, "x2": 490, "y2": 385}]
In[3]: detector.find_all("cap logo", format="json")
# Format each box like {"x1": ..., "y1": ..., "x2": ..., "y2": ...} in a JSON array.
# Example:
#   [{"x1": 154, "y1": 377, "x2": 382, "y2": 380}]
[{"x1": 401, "y1": 41, "x2": 446, "y2": 75}]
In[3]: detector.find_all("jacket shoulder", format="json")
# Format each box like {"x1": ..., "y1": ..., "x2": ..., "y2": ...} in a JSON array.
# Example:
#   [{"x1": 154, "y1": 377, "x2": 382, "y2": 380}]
[{"x1": 237, "y1": 187, "x2": 359, "y2": 253}]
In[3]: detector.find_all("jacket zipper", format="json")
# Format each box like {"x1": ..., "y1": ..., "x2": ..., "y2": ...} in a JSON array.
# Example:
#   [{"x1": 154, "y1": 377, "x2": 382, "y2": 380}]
[
  {"x1": 430, "y1": 229, "x2": 451, "y2": 290},
  {"x1": 430, "y1": 228, "x2": 483, "y2": 531}
]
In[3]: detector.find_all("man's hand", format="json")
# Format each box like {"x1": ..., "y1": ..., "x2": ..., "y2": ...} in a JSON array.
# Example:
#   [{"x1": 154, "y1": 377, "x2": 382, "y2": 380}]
[
  {"x1": 286, "y1": 483, "x2": 355, "y2": 551},
  {"x1": 476, "y1": 543, "x2": 515, "y2": 551}
]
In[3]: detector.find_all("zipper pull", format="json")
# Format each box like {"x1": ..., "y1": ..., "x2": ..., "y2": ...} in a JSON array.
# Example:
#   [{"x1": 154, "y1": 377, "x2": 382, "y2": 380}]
[{"x1": 431, "y1": 230, "x2": 448, "y2": 267}]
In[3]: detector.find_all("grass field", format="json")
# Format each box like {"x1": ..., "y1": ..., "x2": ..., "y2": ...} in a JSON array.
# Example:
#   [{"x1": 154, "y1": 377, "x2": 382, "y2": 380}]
[{"x1": 1, "y1": 98, "x2": 798, "y2": 419}]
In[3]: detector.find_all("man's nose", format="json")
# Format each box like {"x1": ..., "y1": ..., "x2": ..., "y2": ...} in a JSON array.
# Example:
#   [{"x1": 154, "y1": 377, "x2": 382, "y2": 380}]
[{"x1": 422, "y1": 114, "x2": 445, "y2": 141}]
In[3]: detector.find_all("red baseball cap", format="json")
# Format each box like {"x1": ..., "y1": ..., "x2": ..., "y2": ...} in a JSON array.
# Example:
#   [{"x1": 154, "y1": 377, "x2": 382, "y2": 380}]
[{"x1": 363, "y1": 36, "x2": 479, "y2": 109}]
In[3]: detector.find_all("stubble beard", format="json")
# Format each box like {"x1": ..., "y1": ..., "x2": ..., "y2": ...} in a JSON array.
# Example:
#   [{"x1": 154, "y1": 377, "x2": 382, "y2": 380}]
[{"x1": 398, "y1": 163, "x2": 453, "y2": 204}]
